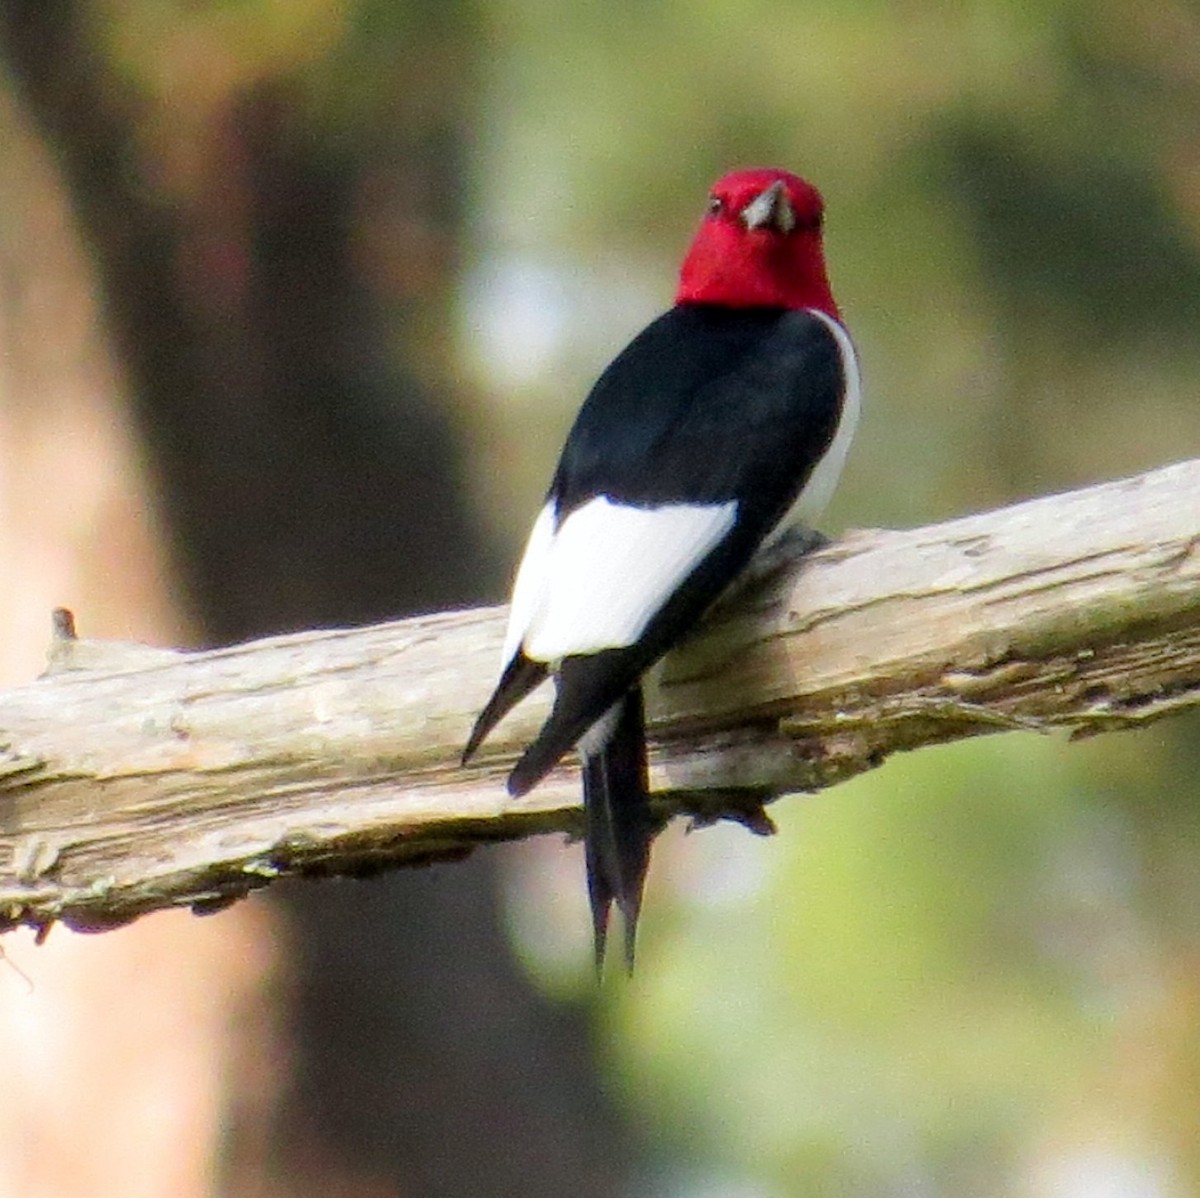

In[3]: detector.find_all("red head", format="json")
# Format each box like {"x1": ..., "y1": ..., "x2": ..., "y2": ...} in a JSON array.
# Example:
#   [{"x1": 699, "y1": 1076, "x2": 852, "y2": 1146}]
[{"x1": 676, "y1": 168, "x2": 839, "y2": 318}]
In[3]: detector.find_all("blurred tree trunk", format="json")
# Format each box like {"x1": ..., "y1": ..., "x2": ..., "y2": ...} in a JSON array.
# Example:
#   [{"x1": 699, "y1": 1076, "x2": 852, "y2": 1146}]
[
  {"x1": 0, "y1": 69, "x2": 285, "y2": 1198},
  {"x1": 0, "y1": 5, "x2": 635, "y2": 1196}
]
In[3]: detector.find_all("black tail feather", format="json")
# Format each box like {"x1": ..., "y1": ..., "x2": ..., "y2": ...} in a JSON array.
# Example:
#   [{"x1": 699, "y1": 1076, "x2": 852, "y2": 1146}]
[
  {"x1": 462, "y1": 652, "x2": 548, "y2": 765},
  {"x1": 507, "y1": 647, "x2": 639, "y2": 797},
  {"x1": 581, "y1": 688, "x2": 652, "y2": 975}
]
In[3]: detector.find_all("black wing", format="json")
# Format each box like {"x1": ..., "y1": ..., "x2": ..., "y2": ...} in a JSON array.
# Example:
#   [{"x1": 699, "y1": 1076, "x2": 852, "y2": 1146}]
[{"x1": 506, "y1": 303, "x2": 848, "y2": 795}]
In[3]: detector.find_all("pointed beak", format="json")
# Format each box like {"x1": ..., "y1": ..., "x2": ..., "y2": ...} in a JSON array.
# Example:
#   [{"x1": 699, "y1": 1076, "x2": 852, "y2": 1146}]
[{"x1": 740, "y1": 180, "x2": 796, "y2": 234}]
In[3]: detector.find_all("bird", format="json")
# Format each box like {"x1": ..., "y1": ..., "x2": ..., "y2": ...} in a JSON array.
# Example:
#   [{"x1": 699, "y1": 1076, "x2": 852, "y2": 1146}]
[{"x1": 463, "y1": 168, "x2": 860, "y2": 973}]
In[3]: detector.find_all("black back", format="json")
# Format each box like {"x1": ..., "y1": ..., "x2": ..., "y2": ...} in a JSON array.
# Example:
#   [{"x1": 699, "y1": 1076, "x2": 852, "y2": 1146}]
[{"x1": 552, "y1": 304, "x2": 845, "y2": 526}]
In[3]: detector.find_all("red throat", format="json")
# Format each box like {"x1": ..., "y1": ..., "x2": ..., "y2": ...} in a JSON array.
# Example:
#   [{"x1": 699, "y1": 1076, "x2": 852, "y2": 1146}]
[{"x1": 675, "y1": 168, "x2": 840, "y2": 319}]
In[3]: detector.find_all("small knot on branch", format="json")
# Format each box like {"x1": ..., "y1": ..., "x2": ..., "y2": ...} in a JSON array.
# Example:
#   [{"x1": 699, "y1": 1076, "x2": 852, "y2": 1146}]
[{"x1": 52, "y1": 607, "x2": 77, "y2": 641}]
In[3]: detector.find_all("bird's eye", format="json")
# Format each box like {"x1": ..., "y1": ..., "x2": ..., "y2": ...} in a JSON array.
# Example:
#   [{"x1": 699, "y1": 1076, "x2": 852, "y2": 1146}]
[{"x1": 706, "y1": 195, "x2": 724, "y2": 217}]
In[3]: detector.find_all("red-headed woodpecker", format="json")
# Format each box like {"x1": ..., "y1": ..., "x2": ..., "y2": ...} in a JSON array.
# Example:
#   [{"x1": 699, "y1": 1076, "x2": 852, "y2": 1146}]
[{"x1": 463, "y1": 168, "x2": 860, "y2": 972}]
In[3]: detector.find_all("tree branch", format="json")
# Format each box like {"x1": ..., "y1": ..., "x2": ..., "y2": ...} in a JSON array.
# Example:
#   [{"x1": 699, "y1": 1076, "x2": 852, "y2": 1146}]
[{"x1": 2, "y1": 459, "x2": 1199, "y2": 936}]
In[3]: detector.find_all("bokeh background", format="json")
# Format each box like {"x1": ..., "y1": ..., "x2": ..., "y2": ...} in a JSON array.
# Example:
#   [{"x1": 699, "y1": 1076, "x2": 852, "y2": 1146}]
[{"x1": 1, "y1": 3, "x2": 1199, "y2": 1196}]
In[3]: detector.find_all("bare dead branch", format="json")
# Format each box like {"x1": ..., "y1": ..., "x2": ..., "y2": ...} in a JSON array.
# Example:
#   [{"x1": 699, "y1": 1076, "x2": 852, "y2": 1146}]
[{"x1": 2, "y1": 459, "x2": 1198, "y2": 936}]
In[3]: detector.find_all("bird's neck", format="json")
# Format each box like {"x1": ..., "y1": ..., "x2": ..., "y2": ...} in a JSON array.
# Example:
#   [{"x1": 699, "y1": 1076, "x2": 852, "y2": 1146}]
[{"x1": 675, "y1": 237, "x2": 840, "y2": 319}]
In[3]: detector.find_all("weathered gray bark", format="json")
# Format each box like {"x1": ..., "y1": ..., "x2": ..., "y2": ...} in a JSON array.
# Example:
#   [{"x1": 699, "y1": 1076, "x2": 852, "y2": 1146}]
[{"x1": 2, "y1": 458, "x2": 1198, "y2": 937}]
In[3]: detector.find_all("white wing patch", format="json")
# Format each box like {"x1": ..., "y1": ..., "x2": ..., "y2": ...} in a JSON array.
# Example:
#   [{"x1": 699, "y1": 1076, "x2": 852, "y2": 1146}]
[
  {"x1": 501, "y1": 501, "x2": 556, "y2": 666},
  {"x1": 781, "y1": 309, "x2": 861, "y2": 529},
  {"x1": 512, "y1": 496, "x2": 735, "y2": 664}
]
